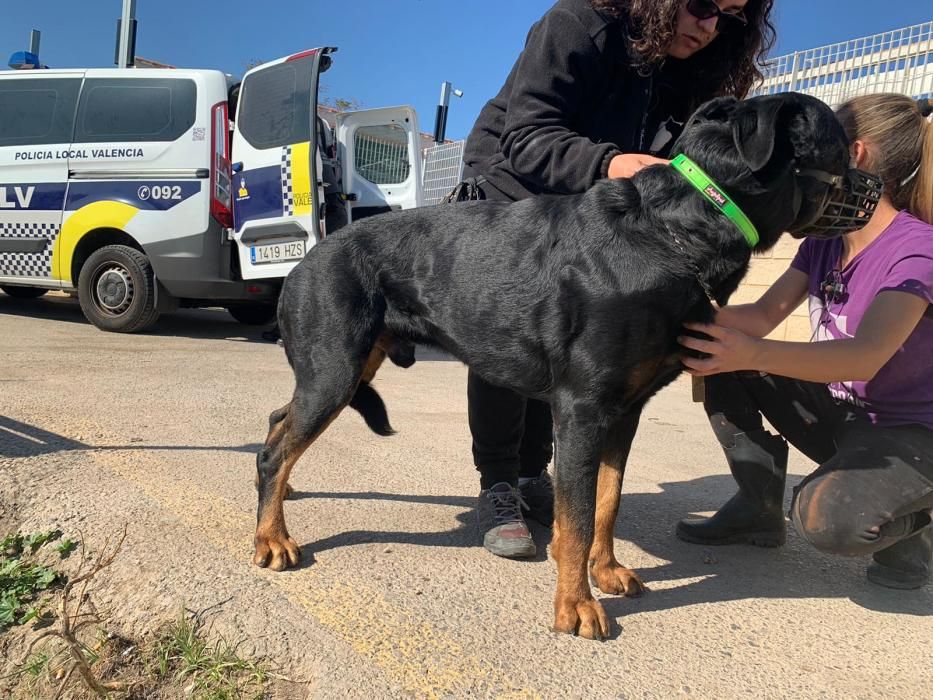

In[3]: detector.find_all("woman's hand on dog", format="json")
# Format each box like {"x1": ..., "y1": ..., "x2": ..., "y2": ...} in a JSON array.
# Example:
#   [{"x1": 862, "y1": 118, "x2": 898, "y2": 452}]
[
  {"x1": 678, "y1": 322, "x2": 762, "y2": 376},
  {"x1": 608, "y1": 153, "x2": 670, "y2": 179}
]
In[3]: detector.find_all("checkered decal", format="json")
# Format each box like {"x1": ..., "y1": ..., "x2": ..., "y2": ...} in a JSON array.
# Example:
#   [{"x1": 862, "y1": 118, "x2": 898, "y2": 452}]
[
  {"x1": 0, "y1": 223, "x2": 59, "y2": 277},
  {"x1": 281, "y1": 146, "x2": 294, "y2": 216}
]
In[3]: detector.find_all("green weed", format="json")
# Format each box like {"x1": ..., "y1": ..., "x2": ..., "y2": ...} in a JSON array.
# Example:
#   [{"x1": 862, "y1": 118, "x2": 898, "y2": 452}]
[{"x1": 0, "y1": 531, "x2": 63, "y2": 630}]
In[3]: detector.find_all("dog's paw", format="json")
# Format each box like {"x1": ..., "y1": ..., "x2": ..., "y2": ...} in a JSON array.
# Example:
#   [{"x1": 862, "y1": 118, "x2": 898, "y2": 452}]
[
  {"x1": 553, "y1": 596, "x2": 610, "y2": 640},
  {"x1": 252, "y1": 531, "x2": 300, "y2": 571},
  {"x1": 590, "y1": 563, "x2": 648, "y2": 597}
]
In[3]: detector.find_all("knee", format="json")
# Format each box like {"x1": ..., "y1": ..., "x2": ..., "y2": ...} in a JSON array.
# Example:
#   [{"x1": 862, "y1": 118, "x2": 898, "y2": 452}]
[{"x1": 791, "y1": 475, "x2": 879, "y2": 556}]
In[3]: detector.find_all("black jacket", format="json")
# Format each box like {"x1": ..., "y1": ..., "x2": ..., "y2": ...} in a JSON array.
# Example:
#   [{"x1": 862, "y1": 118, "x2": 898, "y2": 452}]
[{"x1": 463, "y1": 0, "x2": 690, "y2": 201}]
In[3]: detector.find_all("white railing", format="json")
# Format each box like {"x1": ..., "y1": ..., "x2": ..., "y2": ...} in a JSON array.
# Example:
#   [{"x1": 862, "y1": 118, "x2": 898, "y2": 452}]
[{"x1": 752, "y1": 21, "x2": 933, "y2": 106}]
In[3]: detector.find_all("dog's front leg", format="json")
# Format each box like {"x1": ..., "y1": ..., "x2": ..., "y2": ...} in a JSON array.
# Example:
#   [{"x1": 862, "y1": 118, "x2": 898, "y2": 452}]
[
  {"x1": 589, "y1": 411, "x2": 647, "y2": 597},
  {"x1": 550, "y1": 408, "x2": 610, "y2": 640}
]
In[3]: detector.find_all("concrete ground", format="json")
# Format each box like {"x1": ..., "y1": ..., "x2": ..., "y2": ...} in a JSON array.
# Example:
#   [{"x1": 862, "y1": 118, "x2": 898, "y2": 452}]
[{"x1": 1, "y1": 292, "x2": 931, "y2": 699}]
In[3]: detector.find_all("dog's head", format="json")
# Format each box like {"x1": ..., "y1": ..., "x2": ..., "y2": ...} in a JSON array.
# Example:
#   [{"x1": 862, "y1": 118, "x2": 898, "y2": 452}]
[{"x1": 671, "y1": 92, "x2": 882, "y2": 243}]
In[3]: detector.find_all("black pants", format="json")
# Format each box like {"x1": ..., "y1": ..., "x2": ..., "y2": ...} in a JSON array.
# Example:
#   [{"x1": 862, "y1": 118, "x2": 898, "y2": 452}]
[
  {"x1": 457, "y1": 165, "x2": 554, "y2": 488},
  {"x1": 468, "y1": 371, "x2": 553, "y2": 488},
  {"x1": 706, "y1": 372, "x2": 933, "y2": 555}
]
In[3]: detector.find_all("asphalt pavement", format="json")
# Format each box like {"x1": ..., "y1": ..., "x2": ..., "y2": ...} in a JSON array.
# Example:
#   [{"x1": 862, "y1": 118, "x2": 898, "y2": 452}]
[{"x1": 1, "y1": 292, "x2": 930, "y2": 698}]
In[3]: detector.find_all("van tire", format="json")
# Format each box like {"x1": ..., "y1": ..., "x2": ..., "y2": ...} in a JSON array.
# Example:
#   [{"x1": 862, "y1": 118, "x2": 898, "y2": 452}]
[
  {"x1": 78, "y1": 245, "x2": 160, "y2": 333},
  {"x1": 228, "y1": 303, "x2": 277, "y2": 325},
  {"x1": 1, "y1": 285, "x2": 48, "y2": 299}
]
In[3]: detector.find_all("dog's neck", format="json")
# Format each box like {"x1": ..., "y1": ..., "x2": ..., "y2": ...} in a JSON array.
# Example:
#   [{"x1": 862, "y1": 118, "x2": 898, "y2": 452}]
[{"x1": 631, "y1": 166, "x2": 772, "y2": 303}]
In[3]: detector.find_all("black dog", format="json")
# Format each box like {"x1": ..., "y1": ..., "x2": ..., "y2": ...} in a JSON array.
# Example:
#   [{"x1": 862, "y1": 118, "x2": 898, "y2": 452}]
[{"x1": 252, "y1": 93, "x2": 862, "y2": 639}]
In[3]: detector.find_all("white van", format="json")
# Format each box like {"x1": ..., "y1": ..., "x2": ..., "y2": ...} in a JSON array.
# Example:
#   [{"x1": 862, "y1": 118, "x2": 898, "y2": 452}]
[{"x1": 0, "y1": 47, "x2": 422, "y2": 332}]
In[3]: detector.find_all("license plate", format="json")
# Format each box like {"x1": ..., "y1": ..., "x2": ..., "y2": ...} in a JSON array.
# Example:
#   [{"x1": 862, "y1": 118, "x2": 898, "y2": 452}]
[{"x1": 249, "y1": 240, "x2": 306, "y2": 265}]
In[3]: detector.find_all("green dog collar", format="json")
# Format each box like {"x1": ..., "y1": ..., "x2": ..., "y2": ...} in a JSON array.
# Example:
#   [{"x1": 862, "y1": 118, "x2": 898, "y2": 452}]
[{"x1": 670, "y1": 154, "x2": 760, "y2": 248}]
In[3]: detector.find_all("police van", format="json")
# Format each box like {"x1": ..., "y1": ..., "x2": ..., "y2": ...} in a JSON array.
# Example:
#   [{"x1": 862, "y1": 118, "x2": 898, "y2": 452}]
[{"x1": 0, "y1": 47, "x2": 422, "y2": 332}]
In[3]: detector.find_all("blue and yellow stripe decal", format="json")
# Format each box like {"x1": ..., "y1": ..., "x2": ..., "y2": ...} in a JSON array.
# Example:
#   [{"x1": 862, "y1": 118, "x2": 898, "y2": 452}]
[
  {"x1": 232, "y1": 142, "x2": 314, "y2": 232},
  {"x1": 0, "y1": 180, "x2": 200, "y2": 283}
]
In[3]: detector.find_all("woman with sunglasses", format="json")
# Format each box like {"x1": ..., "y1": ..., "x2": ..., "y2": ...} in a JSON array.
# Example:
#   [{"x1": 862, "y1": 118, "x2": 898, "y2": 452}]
[
  {"x1": 677, "y1": 95, "x2": 933, "y2": 589},
  {"x1": 459, "y1": 0, "x2": 775, "y2": 558}
]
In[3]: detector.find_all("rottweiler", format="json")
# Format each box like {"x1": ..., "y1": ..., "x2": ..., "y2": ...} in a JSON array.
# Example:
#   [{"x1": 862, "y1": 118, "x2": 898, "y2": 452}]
[{"x1": 251, "y1": 92, "x2": 877, "y2": 639}]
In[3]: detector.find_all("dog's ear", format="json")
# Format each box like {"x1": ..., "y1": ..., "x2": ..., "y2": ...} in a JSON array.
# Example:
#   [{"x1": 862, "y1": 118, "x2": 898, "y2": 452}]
[
  {"x1": 688, "y1": 96, "x2": 739, "y2": 126},
  {"x1": 732, "y1": 96, "x2": 796, "y2": 172}
]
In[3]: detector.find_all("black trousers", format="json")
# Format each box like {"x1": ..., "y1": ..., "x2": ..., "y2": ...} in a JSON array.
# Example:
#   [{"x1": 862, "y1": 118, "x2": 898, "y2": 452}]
[
  {"x1": 458, "y1": 165, "x2": 554, "y2": 488},
  {"x1": 468, "y1": 371, "x2": 554, "y2": 488},
  {"x1": 706, "y1": 372, "x2": 933, "y2": 555}
]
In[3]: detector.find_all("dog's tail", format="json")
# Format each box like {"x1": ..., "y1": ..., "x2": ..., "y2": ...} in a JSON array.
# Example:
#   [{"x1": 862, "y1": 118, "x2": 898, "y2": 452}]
[{"x1": 349, "y1": 381, "x2": 395, "y2": 436}]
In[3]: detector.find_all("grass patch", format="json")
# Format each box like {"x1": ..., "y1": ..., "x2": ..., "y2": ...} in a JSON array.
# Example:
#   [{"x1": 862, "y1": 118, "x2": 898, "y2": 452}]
[
  {"x1": 2, "y1": 530, "x2": 278, "y2": 698},
  {"x1": 150, "y1": 610, "x2": 271, "y2": 699},
  {"x1": 0, "y1": 530, "x2": 65, "y2": 629},
  {"x1": 6, "y1": 607, "x2": 277, "y2": 699}
]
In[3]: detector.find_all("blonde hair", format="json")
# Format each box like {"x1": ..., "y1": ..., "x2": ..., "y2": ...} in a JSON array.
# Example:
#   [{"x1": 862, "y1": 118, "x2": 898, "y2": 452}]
[{"x1": 836, "y1": 94, "x2": 933, "y2": 225}]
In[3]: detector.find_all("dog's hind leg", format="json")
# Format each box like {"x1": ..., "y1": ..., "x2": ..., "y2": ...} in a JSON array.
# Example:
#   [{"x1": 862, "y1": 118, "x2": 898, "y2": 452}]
[
  {"x1": 588, "y1": 411, "x2": 648, "y2": 597},
  {"x1": 253, "y1": 361, "x2": 362, "y2": 571},
  {"x1": 254, "y1": 404, "x2": 296, "y2": 499}
]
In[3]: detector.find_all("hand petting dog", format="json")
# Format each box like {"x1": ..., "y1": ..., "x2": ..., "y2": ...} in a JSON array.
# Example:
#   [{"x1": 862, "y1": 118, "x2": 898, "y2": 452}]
[{"x1": 679, "y1": 322, "x2": 761, "y2": 376}]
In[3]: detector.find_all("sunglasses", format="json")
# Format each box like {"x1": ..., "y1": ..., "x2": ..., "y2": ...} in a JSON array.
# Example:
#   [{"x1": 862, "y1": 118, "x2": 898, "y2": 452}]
[{"x1": 685, "y1": 0, "x2": 749, "y2": 33}]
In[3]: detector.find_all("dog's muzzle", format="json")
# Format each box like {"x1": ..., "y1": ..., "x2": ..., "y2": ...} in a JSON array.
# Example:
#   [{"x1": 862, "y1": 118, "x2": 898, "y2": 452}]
[{"x1": 792, "y1": 167, "x2": 884, "y2": 238}]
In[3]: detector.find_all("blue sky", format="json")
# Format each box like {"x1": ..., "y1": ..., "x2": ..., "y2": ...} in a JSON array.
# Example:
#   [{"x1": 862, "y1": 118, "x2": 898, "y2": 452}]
[{"x1": 2, "y1": 1, "x2": 931, "y2": 141}]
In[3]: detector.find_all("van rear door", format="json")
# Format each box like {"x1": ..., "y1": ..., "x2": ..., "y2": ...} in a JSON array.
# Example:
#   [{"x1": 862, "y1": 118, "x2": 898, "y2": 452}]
[
  {"x1": 336, "y1": 107, "x2": 423, "y2": 222},
  {"x1": 231, "y1": 48, "x2": 333, "y2": 281}
]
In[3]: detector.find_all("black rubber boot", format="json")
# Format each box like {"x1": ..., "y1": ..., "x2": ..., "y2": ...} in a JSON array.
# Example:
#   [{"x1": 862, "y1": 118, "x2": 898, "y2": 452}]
[
  {"x1": 677, "y1": 429, "x2": 789, "y2": 547},
  {"x1": 867, "y1": 515, "x2": 932, "y2": 590}
]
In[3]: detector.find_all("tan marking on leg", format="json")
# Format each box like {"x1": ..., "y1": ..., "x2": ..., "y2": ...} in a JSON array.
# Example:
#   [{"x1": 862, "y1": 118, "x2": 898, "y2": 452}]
[
  {"x1": 552, "y1": 503, "x2": 609, "y2": 640},
  {"x1": 550, "y1": 518, "x2": 561, "y2": 562},
  {"x1": 253, "y1": 406, "x2": 345, "y2": 571},
  {"x1": 588, "y1": 462, "x2": 646, "y2": 596},
  {"x1": 256, "y1": 403, "x2": 295, "y2": 498},
  {"x1": 589, "y1": 463, "x2": 622, "y2": 569}
]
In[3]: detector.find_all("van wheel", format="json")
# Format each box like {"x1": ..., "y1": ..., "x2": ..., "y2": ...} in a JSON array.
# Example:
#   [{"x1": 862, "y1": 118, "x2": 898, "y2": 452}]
[
  {"x1": 1, "y1": 285, "x2": 48, "y2": 299},
  {"x1": 78, "y1": 245, "x2": 160, "y2": 333},
  {"x1": 228, "y1": 303, "x2": 277, "y2": 325}
]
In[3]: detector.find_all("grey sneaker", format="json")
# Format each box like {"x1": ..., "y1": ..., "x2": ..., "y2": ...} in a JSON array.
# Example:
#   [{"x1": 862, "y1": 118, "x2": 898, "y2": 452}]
[
  {"x1": 519, "y1": 470, "x2": 554, "y2": 527},
  {"x1": 477, "y1": 482, "x2": 536, "y2": 558}
]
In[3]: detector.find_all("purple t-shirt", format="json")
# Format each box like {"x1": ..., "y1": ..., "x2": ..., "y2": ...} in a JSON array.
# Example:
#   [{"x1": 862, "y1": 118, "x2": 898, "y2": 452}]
[{"x1": 790, "y1": 211, "x2": 933, "y2": 429}]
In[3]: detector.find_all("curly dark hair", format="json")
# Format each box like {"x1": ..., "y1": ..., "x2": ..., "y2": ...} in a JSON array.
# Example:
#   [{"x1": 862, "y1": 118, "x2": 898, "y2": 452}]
[{"x1": 590, "y1": 0, "x2": 776, "y2": 109}]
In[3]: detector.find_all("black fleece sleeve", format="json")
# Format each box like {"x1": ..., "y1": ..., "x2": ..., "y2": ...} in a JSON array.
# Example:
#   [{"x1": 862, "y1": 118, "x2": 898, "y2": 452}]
[{"x1": 499, "y1": 8, "x2": 622, "y2": 194}]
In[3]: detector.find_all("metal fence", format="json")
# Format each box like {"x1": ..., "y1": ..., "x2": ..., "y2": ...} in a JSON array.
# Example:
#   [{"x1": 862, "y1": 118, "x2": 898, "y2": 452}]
[
  {"x1": 421, "y1": 140, "x2": 465, "y2": 206},
  {"x1": 751, "y1": 21, "x2": 933, "y2": 106}
]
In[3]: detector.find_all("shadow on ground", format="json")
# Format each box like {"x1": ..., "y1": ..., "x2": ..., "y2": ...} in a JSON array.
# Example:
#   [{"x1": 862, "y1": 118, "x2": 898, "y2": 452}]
[
  {"x1": 288, "y1": 476, "x2": 932, "y2": 619},
  {"x1": 0, "y1": 416, "x2": 260, "y2": 458}
]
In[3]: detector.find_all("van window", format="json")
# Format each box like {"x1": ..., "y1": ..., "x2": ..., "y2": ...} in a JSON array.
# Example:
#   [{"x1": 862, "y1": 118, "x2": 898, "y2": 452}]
[
  {"x1": 0, "y1": 78, "x2": 81, "y2": 147},
  {"x1": 74, "y1": 78, "x2": 196, "y2": 143},
  {"x1": 354, "y1": 125, "x2": 411, "y2": 185},
  {"x1": 238, "y1": 61, "x2": 312, "y2": 150}
]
